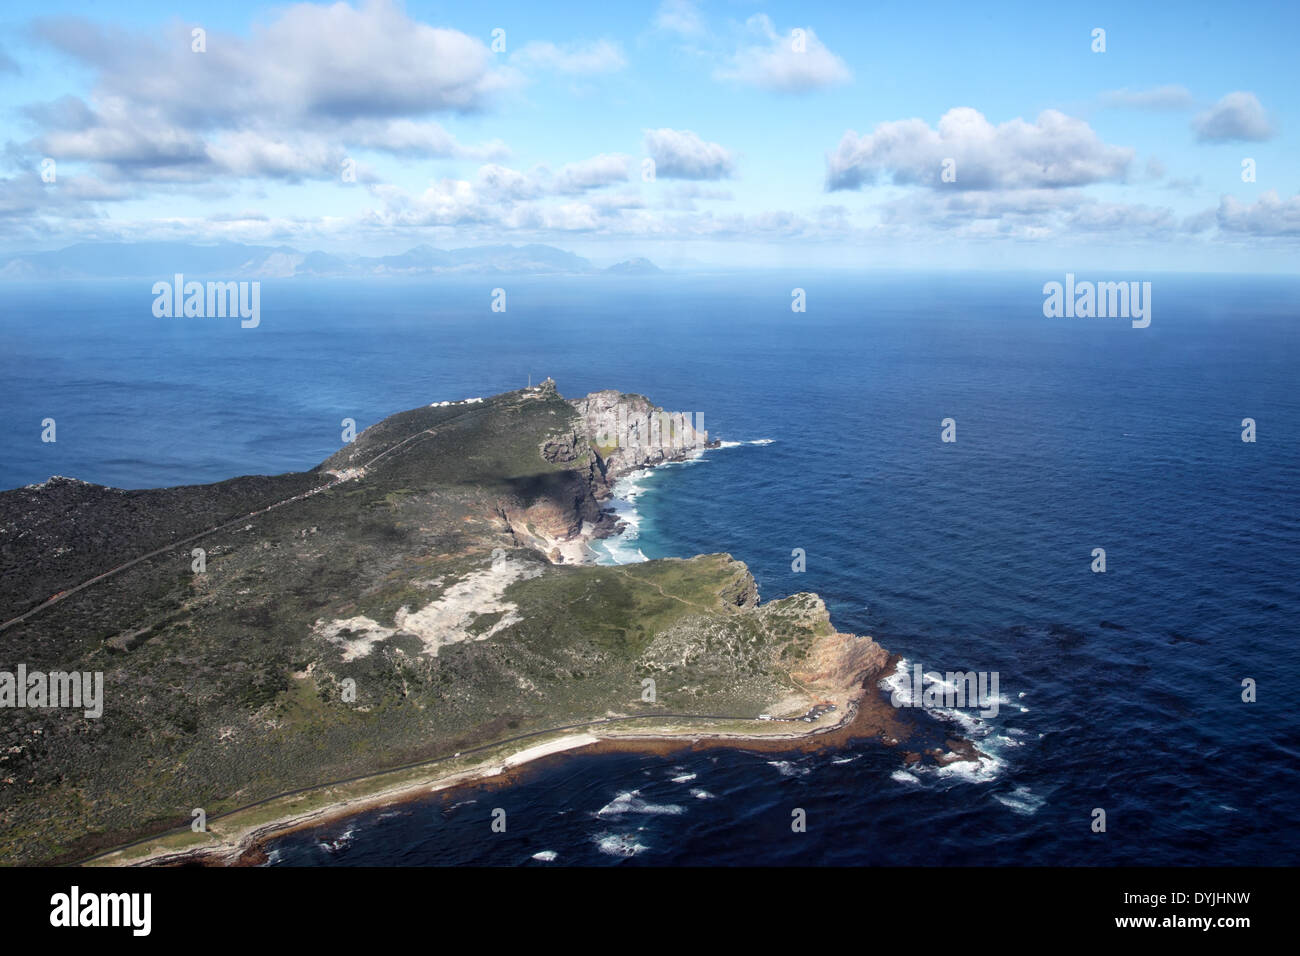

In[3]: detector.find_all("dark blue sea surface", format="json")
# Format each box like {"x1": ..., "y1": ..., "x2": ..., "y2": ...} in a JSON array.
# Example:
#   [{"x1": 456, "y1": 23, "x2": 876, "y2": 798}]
[{"x1": 2, "y1": 272, "x2": 1297, "y2": 864}]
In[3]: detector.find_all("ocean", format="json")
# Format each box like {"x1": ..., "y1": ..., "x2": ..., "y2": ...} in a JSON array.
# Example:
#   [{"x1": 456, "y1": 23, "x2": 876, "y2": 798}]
[{"x1": 3, "y1": 272, "x2": 1297, "y2": 865}]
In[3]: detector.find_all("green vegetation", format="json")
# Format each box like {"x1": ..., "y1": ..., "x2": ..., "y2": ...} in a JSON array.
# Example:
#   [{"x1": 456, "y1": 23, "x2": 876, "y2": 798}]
[{"x1": 0, "y1": 384, "x2": 866, "y2": 865}]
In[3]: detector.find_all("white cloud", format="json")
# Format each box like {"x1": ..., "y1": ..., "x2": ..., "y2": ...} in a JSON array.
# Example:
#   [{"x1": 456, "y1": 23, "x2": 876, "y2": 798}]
[
  {"x1": 24, "y1": 0, "x2": 510, "y2": 186},
  {"x1": 871, "y1": 189, "x2": 1180, "y2": 242},
  {"x1": 513, "y1": 39, "x2": 626, "y2": 75},
  {"x1": 715, "y1": 15, "x2": 851, "y2": 93},
  {"x1": 0, "y1": 170, "x2": 126, "y2": 220},
  {"x1": 347, "y1": 119, "x2": 508, "y2": 160},
  {"x1": 469, "y1": 156, "x2": 630, "y2": 199},
  {"x1": 1216, "y1": 191, "x2": 1300, "y2": 235},
  {"x1": 204, "y1": 131, "x2": 345, "y2": 182},
  {"x1": 476, "y1": 164, "x2": 545, "y2": 200},
  {"x1": 827, "y1": 108, "x2": 1134, "y2": 191},
  {"x1": 1181, "y1": 208, "x2": 1217, "y2": 233},
  {"x1": 33, "y1": 98, "x2": 208, "y2": 177},
  {"x1": 1193, "y1": 92, "x2": 1274, "y2": 142},
  {"x1": 360, "y1": 154, "x2": 639, "y2": 233},
  {"x1": 363, "y1": 178, "x2": 487, "y2": 227},
  {"x1": 554, "y1": 154, "x2": 630, "y2": 193},
  {"x1": 1097, "y1": 85, "x2": 1194, "y2": 110},
  {"x1": 35, "y1": 0, "x2": 503, "y2": 123},
  {"x1": 655, "y1": 0, "x2": 705, "y2": 36},
  {"x1": 644, "y1": 128, "x2": 736, "y2": 180},
  {"x1": 658, "y1": 183, "x2": 734, "y2": 210}
]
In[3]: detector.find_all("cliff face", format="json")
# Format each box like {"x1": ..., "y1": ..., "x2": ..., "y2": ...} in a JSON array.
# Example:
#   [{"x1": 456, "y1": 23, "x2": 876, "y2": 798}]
[
  {"x1": 526, "y1": 381, "x2": 715, "y2": 555},
  {"x1": 566, "y1": 387, "x2": 712, "y2": 489}
]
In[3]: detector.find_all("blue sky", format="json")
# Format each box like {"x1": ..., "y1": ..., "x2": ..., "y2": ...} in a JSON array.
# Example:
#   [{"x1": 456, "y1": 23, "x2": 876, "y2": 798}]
[{"x1": 1, "y1": 0, "x2": 1297, "y2": 270}]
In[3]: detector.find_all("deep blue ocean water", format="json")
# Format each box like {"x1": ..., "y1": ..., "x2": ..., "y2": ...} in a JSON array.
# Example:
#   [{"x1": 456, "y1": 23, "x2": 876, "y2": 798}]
[{"x1": 2, "y1": 273, "x2": 1297, "y2": 865}]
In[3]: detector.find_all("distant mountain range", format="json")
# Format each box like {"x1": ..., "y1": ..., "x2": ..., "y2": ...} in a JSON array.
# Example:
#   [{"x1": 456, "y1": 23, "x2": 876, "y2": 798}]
[
  {"x1": 0, "y1": 242, "x2": 662, "y2": 279},
  {"x1": 603, "y1": 257, "x2": 663, "y2": 275}
]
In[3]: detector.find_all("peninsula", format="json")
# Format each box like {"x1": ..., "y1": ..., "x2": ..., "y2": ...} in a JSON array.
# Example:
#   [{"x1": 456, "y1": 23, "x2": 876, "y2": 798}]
[{"x1": 0, "y1": 380, "x2": 960, "y2": 866}]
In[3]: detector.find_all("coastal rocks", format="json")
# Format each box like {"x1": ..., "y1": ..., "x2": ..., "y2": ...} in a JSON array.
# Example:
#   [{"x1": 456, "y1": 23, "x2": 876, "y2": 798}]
[
  {"x1": 499, "y1": 486, "x2": 587, "y2": 542},
  {"x1": 0, "y1": 379, "x2": 920, "y2": 867},
  {"x1": 568, "y1": 390, "x2": 713, "y2": 483},
  {"x1": 788, "y1": 624, "x2": 890, "y2": 701},
  {"x1": 719, "y1": 563, "x2": 760, "y2": 609},
  {"x1": 496, "y1": 472, "x2": 604, "y2": 564},
  {"x1": 760, "y1": 592, "x2": 890, "y2": 701},
  {"x1": 524, "y1": 387, "x2": 716, "y2": 565},
  {"x1": 540, "y1": 430, "x2": 581, "y2": 465}
]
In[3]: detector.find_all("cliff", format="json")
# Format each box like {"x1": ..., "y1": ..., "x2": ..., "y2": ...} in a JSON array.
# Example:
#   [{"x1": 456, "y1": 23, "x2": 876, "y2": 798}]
[{"x1": 568, "y1": 386, "x2": 715, "y2": 487}]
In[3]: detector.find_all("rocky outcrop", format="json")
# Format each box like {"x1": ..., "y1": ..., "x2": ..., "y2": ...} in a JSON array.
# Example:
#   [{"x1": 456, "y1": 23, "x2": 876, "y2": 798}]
[
  {"x1": 568, "y1": 389, "x2": 715, "y2": 488},
  {"x1": 528, "y1": 385, "x2": 719, "y2": 561},
  {"x1": 720, "y1": 564, "x2": 760, "y2": 608}
]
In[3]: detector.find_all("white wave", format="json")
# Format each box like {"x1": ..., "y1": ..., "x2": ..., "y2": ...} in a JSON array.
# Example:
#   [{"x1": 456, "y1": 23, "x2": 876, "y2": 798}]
[
  {"x1": 593, "y1": 471, "x2": 654, "y2": 566},
  {"x1": 597, "y1": 790, "x2": 685, "y2": 818},
  {"x1": 880, "y1": 658, "x2": 914, "y2": 705},
  {"x1": 670, "y1": 773, "x2": 697, "y2": 783},
  {"x1": 318, "y1": 826, "x2": 355, "y2": 853},
  {"x1": 594, "y1": 832, "x2": 650, "y2": 858},
  {"x1": 594, "y1": 538, "x2": 648, "y2": 565},
  {"x1": 748, "y1": 439, "x2": 775, "y2": 445},
  {"x1": 831, "y1": 755, "x2": 860, "y2": 765},
  {"x1": 881, "y1": 663, "x2": 1011, "y2": 784},
  {"x1": 716, "y1": 440, "x2": 743, "y2": 448},
  {"x1": 879, "y1": 659, "x2": 1012, "y2": 787},
  {"x1": 619, "y1": 470, "x2": 655, "y2": 499},
  {"x1": 531, "y1": 850, "x2": 558, "y2": 862},
  {"x1": 891, "y1": 769, "x2": 923, "y2": 786},
  {"x1": 690, "y1": 789, "x2": 715, "y2": 800},
  {"x1": 767, "y1": 760, "x2": 811, "y2": 777},
  {"x1": 994, "y1": 786, "x2": 1046, "y2": 815},
  {"x1": 931, "y1": 750, "x2": 1005, "y2": 784},
  {"x1": 939, "y1": 707, "x2": 987, "y2": 739}
]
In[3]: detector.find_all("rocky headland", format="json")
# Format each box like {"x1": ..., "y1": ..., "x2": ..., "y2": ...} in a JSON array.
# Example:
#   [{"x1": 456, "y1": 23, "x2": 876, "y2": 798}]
[{"x1": 0, "y1": 380, "x2": 962, "y2": 866}]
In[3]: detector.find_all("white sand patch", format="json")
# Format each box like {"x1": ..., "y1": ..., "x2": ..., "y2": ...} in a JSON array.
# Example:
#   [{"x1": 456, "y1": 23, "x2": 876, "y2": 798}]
[
  {"x1": 313, "y1": 557, "x2": 543, "y2": 659},
  {"x1": 312, "y1": 615, "x2": 396, "y2": 662},
  {"x1": 523, "y1": 519, "x2": 598, "y2": 566},
  {"x1": 502, "y1": 733, "x2": 600, "y2": 769}
]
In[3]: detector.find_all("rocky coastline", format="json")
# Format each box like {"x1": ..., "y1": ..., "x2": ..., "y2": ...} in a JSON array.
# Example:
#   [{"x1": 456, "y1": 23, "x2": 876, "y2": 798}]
[{"x1": 0, "y1": 380, "x2": 971, "y2": 867}]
